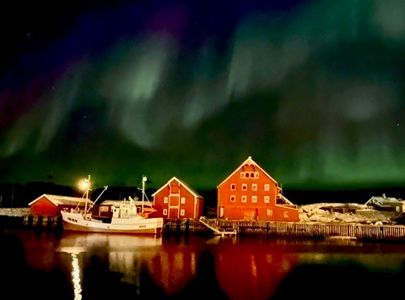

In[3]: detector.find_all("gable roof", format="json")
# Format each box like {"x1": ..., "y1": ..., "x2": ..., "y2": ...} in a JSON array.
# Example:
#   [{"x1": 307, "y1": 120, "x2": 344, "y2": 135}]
[
  {"x1": 28, "y1": 194, "x2": 93, "y2": 206},
  {"x1": 217, "y1": 156, "x2": 279, "y2": 188},
  {"x1": 152, "y1": 177, "x2": 202, "y2": 198}
]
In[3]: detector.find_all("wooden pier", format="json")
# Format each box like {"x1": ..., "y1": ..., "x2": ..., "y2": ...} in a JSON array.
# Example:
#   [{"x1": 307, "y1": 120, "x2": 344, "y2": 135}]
[
  {"x1": 199, "y1": 217, "x2": 237, "y2": 236},
  {"x1": 213, "y1": 219, "x2": 405, "y2": 241}
]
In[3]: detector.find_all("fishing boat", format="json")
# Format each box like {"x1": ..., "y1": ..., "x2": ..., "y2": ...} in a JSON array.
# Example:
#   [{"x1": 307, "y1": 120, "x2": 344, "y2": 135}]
[{"x1": 60, "y1": 175, "x2": 164, "y2": 234}]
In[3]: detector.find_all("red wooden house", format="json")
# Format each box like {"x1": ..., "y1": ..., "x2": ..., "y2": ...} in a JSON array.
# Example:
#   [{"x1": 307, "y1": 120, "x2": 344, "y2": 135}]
[
  {"x1": 29, "y1": 194, "x2": 93, "y2": 217},
  {"x1": 152, "y1": 177, "x2": 204, "y2": 219},
  {"x1": 217, "y1": 156, "x2": 299, "y2": 221}
]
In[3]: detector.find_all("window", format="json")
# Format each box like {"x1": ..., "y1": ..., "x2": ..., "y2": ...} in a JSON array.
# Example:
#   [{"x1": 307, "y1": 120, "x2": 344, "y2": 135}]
[
  {"x1": 255, "y1": 172, "x2": 259, "y2": 178},
  {"x1": 252, "y1": 196, "x2": 257, "y2": 203},
  {"x1": 99, "y1": 206, "x2": 109, "y2": 212},
  {"x1": 230, "y1": 183, "x2": 236, "y2": 190},
  {"x1": 252, "y1": 184, "x2": 257, "y2": 191},
  {"x1": 163, "y1": 209, "x2": 168, "y2": 216},
  {"x1": 267, "y1": 209, "x2": 273, "y2": 216},
  {"x1": 264, "y1": 196, "x2": 270, "y2": 203},
  {"x1": 242, "y1": 196, "x2": 247, "y2": 203},
  {"x1": 264, "y1": 184, "x2": 270, "y2": 191},
  {"x1": 242, "y1": 184, "x2": 247, "y2": 190},
  {"x1": 230, "y1": 195, "x2": 236, "y2": 202},
  {"x1": 240, "y1": 172, "x2": 246, "y2": 178},
  {"x1": 250, "y1": 172, "x2": 255, "y2": 177},
  {"x1": 181, "y1": 197, "x2": 186, "y2": 204},
  {"x1": 164, "y1": 197, "x2": 168, "y2": 204},
  {"x1": 180, "y1": 209, "x2": 185, "y2": 216},
  {"x1": 284, "y1": 211, "x2": 289, "y2": 218}
]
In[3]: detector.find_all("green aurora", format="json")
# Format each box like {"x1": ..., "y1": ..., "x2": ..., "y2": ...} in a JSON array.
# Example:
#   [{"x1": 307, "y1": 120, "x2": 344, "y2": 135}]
[{"x1": 1, "y1": 0, "x2": 405, "y2": 191}]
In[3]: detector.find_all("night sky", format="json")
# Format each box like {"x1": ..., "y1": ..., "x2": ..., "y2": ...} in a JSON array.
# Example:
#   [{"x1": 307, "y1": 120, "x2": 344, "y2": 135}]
[{"x1": 1, "y1": 0, "x2": 405, "y2": 190}]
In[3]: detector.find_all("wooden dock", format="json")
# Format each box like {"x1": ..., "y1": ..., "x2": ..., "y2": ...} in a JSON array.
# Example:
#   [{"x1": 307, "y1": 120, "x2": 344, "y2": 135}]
[
  {"x1": 199, "y1": 217, "x2": 237, "y2": 236},
  {"x1": 214, "y1": 219, "x2": 405, "y2": 241},
  {"x1": 163, "y1": 218, "x2": 405, "y2": 241}
]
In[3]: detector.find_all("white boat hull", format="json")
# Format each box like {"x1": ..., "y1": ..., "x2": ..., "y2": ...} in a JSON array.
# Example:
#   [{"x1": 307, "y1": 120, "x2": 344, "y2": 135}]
[{"x1": 61, "y1": 211, "x2": 163, "y2": 235}]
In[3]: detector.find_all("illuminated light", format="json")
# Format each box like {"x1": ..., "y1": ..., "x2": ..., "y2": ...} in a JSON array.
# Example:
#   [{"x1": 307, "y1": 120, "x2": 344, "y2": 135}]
[
  {"x1": 77, "y1": 177, "x2": 91, "y2": 192},
  {"x1": 71, "y1": 253, "x2": 82, "y2": 300},
  {"x1": 191, "y1": 253, "x2": 196, "y2": 276},
  {"x1": 250, "y1": 255, "x2": 258, "y2": 277}
]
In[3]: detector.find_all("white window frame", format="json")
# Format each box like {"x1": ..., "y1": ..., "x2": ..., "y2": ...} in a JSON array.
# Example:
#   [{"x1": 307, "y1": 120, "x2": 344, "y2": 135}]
[
  {"x1": 267, "y1": 208, "x2": 273, "y2": 216},
  {"x1": 181, "y1": 197, "x2": 186, "y2": 204},
  {"x1": 264, "y1": 196, "x2": 270, "y2": 203},
  {"x1": 163, "y1": 209, "x2": 168, "y2": 216},
  {"x1": 230, "y1": 183, "x2": 236, "y2": 190},
  {"x1": 230, "y1": 195, "x2": 236, "y2": 203},
  {"x1": 264, "y1": 184, "x2": 270, "y2": 191},
  {"x1": 252, "y1": 196, "x2": 257, "y2": 203},
  {"x1": 163, "y1": 197, "x2": 168, "y2": 204},
  {"x1": 284, "y1": 211, "x2": 289, "y2": 218},
  {"x1": 242, "y1": 195, "x2": 247, "y2": 203},
  {"x1": 255, "y1": 172, "x2": 259, "y2": 178},
  {"x1": 180, "y1": 209, "x2": 185, "y2": 216},
  {"x1": 242, "y1": 184, "x2": 247, "y2": 191}
]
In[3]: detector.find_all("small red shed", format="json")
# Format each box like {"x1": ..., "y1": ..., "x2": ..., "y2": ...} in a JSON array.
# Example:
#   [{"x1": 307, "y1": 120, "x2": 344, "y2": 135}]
[
  {"x1": 29, "y1": 194, "x2": 93, "y2": 217},
  {"x1": 152, "y1": 177, "x2": 204, "y2": 219},
  {"x1": 217, "y1": 156, "x2": 299, "y2": 221}
]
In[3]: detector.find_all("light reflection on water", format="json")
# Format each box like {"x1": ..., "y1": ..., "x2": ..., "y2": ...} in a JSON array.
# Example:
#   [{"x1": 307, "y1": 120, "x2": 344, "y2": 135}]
[
  {"x1": 71, "y1": 253, "x2": 82, "y2": 300},
  {"x1": 8, "y1": 231, "x2": 405, "y2": 300}
]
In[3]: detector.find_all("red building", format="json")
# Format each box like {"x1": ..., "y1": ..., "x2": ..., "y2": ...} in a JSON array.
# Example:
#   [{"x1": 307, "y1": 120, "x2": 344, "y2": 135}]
[
  {"x1": 29, "y1": 194, "x2": 93, "y2": 217},
  {"x1": 152, "y1": 177, "x2": 204, "y2": 219},
  {"x1": 217, "y1": 156, "x2": 299, "y2": 221}
]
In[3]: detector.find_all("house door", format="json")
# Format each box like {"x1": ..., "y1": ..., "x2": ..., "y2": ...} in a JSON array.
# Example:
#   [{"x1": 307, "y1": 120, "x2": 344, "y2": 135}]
[
  {"x1": 219, "y1": 206, "x2": 224, "y2": 218},
  {"x1": 169, "y1": 208, "x2": 179, "y2": 219}
]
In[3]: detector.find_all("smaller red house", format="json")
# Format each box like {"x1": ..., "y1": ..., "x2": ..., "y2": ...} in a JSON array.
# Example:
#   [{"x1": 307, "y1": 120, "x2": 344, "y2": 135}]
[
  {"x1": 152, "y1": 177, "x2": 204, "y2": 219},
  {"x1": 29, "y1": 194, "x2": 93, "y2": 217}
]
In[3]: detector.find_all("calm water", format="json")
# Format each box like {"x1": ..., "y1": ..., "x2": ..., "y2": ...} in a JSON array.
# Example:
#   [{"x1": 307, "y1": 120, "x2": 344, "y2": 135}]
[{"x1": 1, "y1": 230, "x2": 405, "y2": 300}]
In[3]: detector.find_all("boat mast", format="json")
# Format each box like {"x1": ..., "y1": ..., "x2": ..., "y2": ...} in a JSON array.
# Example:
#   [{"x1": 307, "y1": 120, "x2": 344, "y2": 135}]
[
  {"x1": 142, "y1": 175, "x2": 147, "y2": 213},
  {"x1": 85, "y1": 185, "x2": 108, "y2": 215},
  {"x1": 83, "y1": 175, "x2": 91, "y2": 215}
]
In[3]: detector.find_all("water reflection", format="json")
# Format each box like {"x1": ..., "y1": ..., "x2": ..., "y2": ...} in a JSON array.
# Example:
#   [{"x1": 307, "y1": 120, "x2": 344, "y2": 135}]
[
  {"x1": 71, "y1": 253, "x2": 82, "y2": 300},
  {"x1": 6, "y1": 230, "x2": 405, "y2": 300},
  {"x1": 215, "y1": 239, "x2": 299, "y2": 300},
  {"x1": 146, "y1": 243, "x2": 200, "y2": 294}
]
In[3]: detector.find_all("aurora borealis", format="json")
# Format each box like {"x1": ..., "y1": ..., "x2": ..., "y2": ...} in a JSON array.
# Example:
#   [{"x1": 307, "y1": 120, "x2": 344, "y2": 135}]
[{"x1": 1, "y1": 0, "x2": 405, "y2": 190}]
